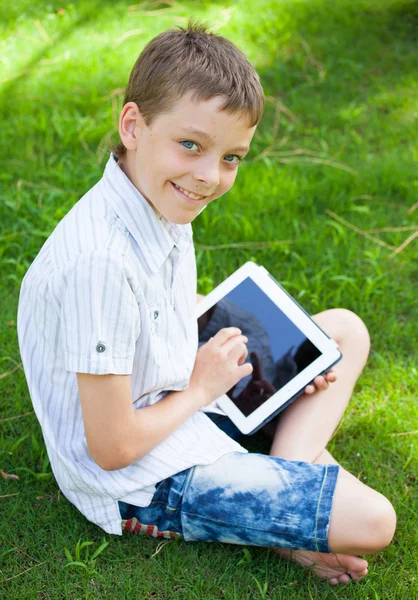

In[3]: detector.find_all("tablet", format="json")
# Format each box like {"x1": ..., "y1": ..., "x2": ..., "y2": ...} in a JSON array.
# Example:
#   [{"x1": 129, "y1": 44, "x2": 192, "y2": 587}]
[{"x1": 197, "y1": 262, "x2": 342, "y2": 435}]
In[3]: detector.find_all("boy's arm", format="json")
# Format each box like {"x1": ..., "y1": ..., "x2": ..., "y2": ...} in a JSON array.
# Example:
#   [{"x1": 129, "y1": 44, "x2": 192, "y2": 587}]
[
  {"x1": 77, "y1": 373, "x2": 207, "y2": 471},
  {"x1": 77, "y1": 327, "x2": 252, "y2": 471}
]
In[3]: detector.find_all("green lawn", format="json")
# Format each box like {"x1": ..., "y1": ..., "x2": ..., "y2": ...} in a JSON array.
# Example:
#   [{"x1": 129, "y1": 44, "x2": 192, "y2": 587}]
[{"x1": 1, "y1": 0, "x2": 417, "y2": 598}]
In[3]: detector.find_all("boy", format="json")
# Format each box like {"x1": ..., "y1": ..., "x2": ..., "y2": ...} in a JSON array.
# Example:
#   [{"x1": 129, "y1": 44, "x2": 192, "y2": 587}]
[{"x1": 17, "y1": 22, "x2": 396, "y2": 585}]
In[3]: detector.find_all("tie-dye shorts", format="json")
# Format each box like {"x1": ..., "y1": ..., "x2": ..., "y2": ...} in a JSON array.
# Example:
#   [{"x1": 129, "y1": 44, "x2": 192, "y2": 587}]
[{"x1": 119, "y1": 428, "x2": 339, "y2": 553}]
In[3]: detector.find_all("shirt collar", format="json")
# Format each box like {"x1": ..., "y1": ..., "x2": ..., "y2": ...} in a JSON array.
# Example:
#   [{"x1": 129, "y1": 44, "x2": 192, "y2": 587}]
[{"x1": 101, "y1": 155, "x2": 193, "y2": 273}]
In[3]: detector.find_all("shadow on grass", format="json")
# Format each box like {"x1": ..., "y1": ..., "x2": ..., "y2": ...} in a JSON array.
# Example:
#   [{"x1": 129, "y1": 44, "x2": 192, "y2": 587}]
[
  {"x1": 2, "y1": 0, "x2": 417, "y2": 111},
  {"x1": 0, "y1": 0, "x2": 233, "y2": 111},
  {"x1": 254, "y1": 0, "x2": 418, "y2": 126}
]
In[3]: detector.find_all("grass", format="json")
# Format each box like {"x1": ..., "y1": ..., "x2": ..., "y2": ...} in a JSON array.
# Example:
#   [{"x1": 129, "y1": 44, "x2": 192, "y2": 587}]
[{"x1": 1, "y1": 0, "x2": 417, "y2": 597}]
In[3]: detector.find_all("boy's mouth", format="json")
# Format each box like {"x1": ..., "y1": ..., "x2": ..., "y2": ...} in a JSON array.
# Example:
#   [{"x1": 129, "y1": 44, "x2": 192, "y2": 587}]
[{"x1": 171, "y1": 182, "x2": 207, "y2": 201}]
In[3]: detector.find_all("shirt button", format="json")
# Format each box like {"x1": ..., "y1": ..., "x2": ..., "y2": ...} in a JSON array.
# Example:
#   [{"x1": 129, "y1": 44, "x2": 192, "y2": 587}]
[
  {"x1": 153, "y1": 310, "x2": 159, "y2": 320},
  {"x1": 96, "y1": 342, "x2": 106, "y2": 353}
]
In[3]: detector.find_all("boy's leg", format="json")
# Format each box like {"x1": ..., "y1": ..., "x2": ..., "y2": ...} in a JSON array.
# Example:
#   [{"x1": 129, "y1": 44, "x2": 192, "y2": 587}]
[
  {"x1": 269, "y1": 309, "x2": 396, "y2": 582},
  {"x1": 275, "y1": 461, "x2": 396, "y2": 584},
  {"x1": 270, "y1": 308, "x2": 370, "y2": 462}
]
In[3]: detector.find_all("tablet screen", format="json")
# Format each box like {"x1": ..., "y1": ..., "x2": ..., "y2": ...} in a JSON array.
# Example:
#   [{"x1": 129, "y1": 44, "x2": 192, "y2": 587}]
[{"x1": 198, "y1": 277, "x2": 322, "y2": 417}]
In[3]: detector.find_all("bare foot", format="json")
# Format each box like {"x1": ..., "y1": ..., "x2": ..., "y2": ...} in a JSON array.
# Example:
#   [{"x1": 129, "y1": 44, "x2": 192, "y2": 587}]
[{"x1": 275, "y1": 548, "x2": 368, "y2": 585}]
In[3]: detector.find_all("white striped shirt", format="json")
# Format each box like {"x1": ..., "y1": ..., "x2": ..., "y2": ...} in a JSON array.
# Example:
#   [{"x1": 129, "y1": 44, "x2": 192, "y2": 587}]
[{"x1": 17, "y1": 155, "x2": 246, "y2": 535}]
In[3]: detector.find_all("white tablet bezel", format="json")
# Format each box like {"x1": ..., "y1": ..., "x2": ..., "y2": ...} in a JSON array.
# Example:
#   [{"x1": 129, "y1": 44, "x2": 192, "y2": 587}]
[{"x1": 196, "y1": 262, "x2": 342, "y2": 435}]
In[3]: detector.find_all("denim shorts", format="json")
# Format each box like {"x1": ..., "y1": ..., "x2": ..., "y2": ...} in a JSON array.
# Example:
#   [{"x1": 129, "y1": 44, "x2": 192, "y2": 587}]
[{"x1": 119, "y1": 417, "x2": 339, "y2": 553}]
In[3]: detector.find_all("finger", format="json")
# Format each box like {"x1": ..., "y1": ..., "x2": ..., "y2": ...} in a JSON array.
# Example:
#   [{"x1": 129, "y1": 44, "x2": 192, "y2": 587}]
[
  {"x1": 212, "y1": 327, "x2": 242, "y2": 345},
  {"x1": 222, "y1": 335, "x2": 248, "y2": 360},
  {"x1": 237, "y1": 344, "x2": 249, "y2": 365},
  {"x1": 314, "y1": 375, "x2": 329, "y2": 390},
  {"x1": 325, "y1": 371, "x2": 337, "y2": 383},
  {"x1": 304, "y1": 384, "x2": 316, "y2": 395},
  {"x1": 238, "y1": 361, "x2": 253, "y2": 379}
]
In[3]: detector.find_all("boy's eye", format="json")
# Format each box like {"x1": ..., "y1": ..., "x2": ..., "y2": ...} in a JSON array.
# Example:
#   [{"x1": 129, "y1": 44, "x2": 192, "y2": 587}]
[
  {"x1": 181, "y1": 140, "x2": 199, "y2": 151},
  {"x1": 224, "y1": 154, "x2": 242, "y2": 165}
]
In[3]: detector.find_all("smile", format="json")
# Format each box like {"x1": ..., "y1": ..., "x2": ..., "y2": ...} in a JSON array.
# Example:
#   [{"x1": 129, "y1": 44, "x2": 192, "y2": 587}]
[{"x1": 172, "y1": 182, "x2": 206, "y2": 201}]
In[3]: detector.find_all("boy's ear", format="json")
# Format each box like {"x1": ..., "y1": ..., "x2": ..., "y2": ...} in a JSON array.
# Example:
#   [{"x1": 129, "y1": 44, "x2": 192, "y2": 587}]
[{"x1": 118, "y1": 102, "x2": 144, "y2": 151}]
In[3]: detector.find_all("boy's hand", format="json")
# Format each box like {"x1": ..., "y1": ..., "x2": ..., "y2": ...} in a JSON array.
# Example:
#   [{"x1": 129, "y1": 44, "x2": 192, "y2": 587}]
[
  {"x1": 190, "y1": 327, "x2": 253, "y2": 408},
  {"x1": 304, "y1": 369, "x2": 337, "y2": 395}
]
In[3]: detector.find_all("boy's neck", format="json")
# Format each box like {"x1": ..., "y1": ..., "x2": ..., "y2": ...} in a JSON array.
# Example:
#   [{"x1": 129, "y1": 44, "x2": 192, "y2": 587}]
[{"x1": 118, "y1": 153, "x2": 161, "y2": 219}]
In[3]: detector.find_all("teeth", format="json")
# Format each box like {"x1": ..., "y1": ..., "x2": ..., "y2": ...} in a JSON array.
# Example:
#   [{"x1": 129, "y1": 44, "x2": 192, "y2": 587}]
[{"x1": 174, "y1": 183, "x2": 204, "y2": 201}]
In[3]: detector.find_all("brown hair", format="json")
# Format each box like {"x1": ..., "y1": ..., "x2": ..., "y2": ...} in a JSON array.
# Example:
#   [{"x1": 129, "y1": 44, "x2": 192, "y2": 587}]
[{"x1": 113, "y1": 20, "x2": 264, "y2": 162}]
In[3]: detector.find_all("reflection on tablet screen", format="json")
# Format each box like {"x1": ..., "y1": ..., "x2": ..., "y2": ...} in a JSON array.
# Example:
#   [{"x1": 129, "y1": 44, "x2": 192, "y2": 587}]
[{"x1": 198, "y1": 277, "x2": 321, "y2": 417}]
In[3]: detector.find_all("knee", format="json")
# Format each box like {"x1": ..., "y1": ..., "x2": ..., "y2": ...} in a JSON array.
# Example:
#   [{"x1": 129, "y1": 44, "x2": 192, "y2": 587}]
[
  {"x1": 333, "y1": 309, "x2": 371, "y2": 363},
  {"x1": 362, "y1": 494, "x2": 397, "y2": 553},
  {"x1": 330, "y1": 473, "x2": 396, "y2": 555}
]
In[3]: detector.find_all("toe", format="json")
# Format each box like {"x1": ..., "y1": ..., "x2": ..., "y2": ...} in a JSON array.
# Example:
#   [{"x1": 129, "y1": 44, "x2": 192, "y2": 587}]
[
  {"x1": 329, "y1": 577, "x2": 340, "y2": 585},
  {"x1": 335, "y1": 553, "x2": 368, "y2": 574},
  {"x1": 338, "y1": 574, "x2": 352, "y2": 584},
  {"x1": 348, "y1": 567, "x2": 368, "y2": 581}
]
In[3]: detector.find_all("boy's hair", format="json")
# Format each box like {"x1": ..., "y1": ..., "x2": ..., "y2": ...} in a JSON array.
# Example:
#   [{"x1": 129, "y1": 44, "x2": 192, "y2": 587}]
[{"x1": 113, "y1": 20, "x2": 264, "y2": 162}]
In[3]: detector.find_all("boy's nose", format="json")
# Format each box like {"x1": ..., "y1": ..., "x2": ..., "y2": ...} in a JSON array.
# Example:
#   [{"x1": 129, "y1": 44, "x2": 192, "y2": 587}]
[{"x1": 194, "y1": 162, "x2": 220, "y2": 191}]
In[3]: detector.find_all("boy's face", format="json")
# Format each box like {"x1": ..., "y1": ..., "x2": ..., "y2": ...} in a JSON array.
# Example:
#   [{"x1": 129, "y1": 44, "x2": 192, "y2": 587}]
[{"x1": 120, "y1": 93, "x2": 257, "y2": 224}]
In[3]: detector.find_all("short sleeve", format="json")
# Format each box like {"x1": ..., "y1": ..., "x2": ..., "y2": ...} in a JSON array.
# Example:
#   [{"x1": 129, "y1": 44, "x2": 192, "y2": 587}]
[{"x1": 60, "y1": 250, "x2": 141, "y2": 374}]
